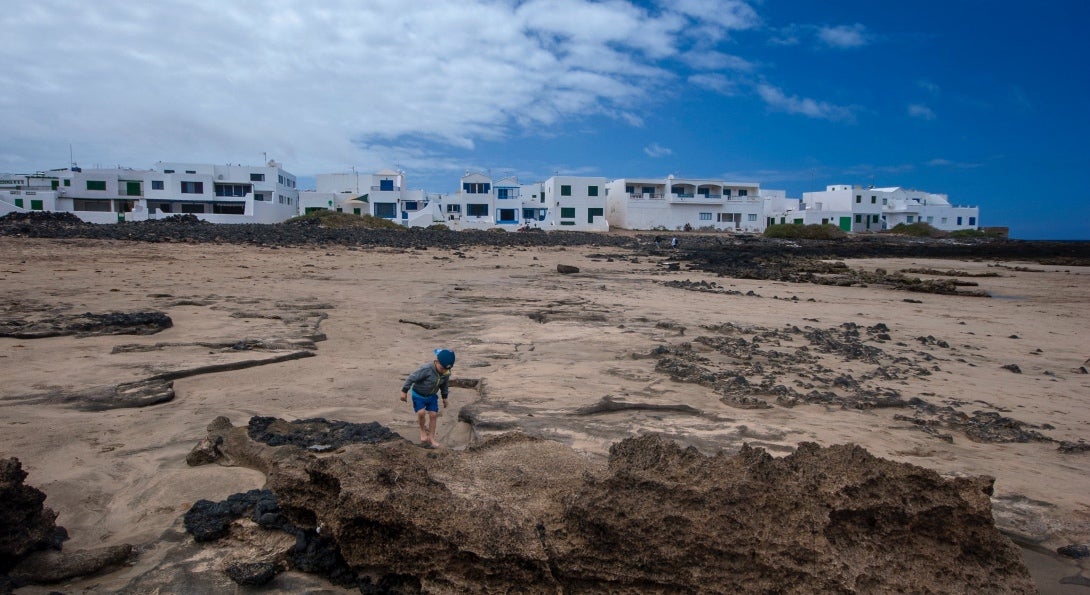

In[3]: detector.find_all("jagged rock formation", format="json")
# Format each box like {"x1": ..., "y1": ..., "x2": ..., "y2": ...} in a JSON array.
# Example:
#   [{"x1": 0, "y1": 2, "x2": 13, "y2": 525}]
[
  {"x1": 0, "y1": 458, "x2": 60, "y2": 571},
  {"x1": 188, "y1": 417, "x2": 1035, "y2": 593},
  {"x1": 0, "y1": 458, "x2": 132, "y2": 589}
]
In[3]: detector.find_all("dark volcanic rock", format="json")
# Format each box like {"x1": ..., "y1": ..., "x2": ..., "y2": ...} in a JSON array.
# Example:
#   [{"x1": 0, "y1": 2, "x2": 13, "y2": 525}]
[
  {"x1": 0, "y1": 310, "x2": 172, "y2": 339},
  {"x1": 192, "y1": 418, "x2": 1035, "y2": 593},
  {"x1": 0, "y1": 458, "x2": 60, "y2": 572}
]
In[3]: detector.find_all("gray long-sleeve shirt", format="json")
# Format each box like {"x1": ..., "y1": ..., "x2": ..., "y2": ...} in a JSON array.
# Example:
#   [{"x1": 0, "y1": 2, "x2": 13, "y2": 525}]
[{"x1": 402, "y1": 362, "x2": 450, "y2": 399}]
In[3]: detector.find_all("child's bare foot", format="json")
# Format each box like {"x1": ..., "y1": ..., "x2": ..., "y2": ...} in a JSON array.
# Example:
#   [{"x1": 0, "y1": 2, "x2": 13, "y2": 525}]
[
  {"x1": 428, "y1": 438, "x2": 441, "y2": 448},
  {"x1": 420, "y1": 431, "x2": 429, "y2": 443}
]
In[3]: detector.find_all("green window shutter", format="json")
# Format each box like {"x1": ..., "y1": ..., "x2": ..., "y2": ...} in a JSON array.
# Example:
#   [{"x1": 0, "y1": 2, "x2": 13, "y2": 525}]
[
  {"x1": 31, "y1": 200, "x2": 43, "y2": 210},
  {"x1": 14, "y1": 198, "x2": 23, "y2": 208}
]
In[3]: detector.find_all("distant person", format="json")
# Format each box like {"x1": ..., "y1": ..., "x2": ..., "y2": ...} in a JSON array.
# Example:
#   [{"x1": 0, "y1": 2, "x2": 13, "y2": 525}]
[
  {"x1": 400, "y1": 348, "x2": 455, "y2": 448},
  {"x1": 671, "y1": 237, "x2": 679, "y2": 248},
  {"x1": 654, "y1": 235, "x2": 663, "y2": 248}
]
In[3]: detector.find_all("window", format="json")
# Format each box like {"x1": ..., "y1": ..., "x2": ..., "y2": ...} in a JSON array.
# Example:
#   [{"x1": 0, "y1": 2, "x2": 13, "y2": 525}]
[
  {"x1": 642, "y1": 186, "x2": 655, "y2": 195},
  {"x1": 185, "y1": 170, "x2": 196, "y2": 174},
  {"x1": 380, "y1": 179, "x2": 394, "y2": 191},
  {"x1": 926, "y1": 216, "x2": 934, "y2": 223},
  {"x1": 86, "y1": 180, "x2": 106, "y2": 191},
  {"x1": 13, "y1": 198, "x2": 22, "y2": 208},
  {"x1": 625, "y1": 185, "x2": 634, "y2": 194},
  {"x1": 941, "y1": 217, "x2": 947, "y2": 224},
  {"x1": 215, "y1": 183, "x2": 251, "y2": 197},
  {"x1": 738, "y1": 189, "x2": 747, "y2": 196},
  {"x1": 969, "y1": 217, "x2": 976, "y2": 226},
  {"x1": 748, "y1": 214, "x2": 757, "y2": 222},
  {"x1": 250, "y1": 173, "x2": 265, "y2": 182},
  {"x1": 181, "y1": 181, "x2": 203, "y2": 194},
  {"x1": 446, "y1": 204, "x2": 461, "y2": 213},
  {"x1": 152, "y1": 180, "x2": 164, "y2": 190},
  {"x1": 498, "y1": 208, "x2": 517, "y2": 222},
  {"x1": 561, "y1": 185, "x2": 571, "y2": 196},
  {"x1": 957, "y1": 216, "x2": 963, "y2": 225},
  {"x1": 700, "y1": 212, "x2": 712, "y2": 221},
  {"x1": 871, "y1": 196, "x2": 877, "y2": 204},
  {"x1": 63, "y1": 179, "x2": 71, "y2": 187},
  {"x1": 155, "y1": 202, "x2": 172, "y2": 213},
  {"x1": 467, "y1": 203, "x2": 488, "y2": 217},
  {"x1": 724, "y1": 189, "x2": 731, "y2": 197},
  {"x1": 855, "y1": 214, "x2": 862, "y2": 223},
  {"x1": 163, "y1": 169, "x2": 175, "y2": 174},
  {"x1": 872, "y1": 215, "x2": 879, "y2": 223},
  {"x1": 855, "y1": 195, "x2": 861, "y2": 203},
  {"x1": 181, "y1": 203, "x2": 204, "y2": 213},
  {"x1": 74, "y1": 199, "x2": 110, "y2": 212},
  {"x1": 374, "y1": 202, "x2": 397, "y2": 218},
  {"x1": 907, "y1": 216, "x2": 915, "y2": 223},
  {"x1": 30, "y1": 199, "x2": 43, "y2": 210},
  {"x1": 522, "y1": 208, "x2": 537, "y2": 220},
  {"x1": 497, "y1": 188, "x2": 509, "y2": 199},
  {"x1": 587, "y1": 185, "x2": 598, "y2": 197},
  {"x1": 212, "y1": 203, "x2": 244, "y2": 214},
  {"x1": 882, "y1": 198, "x2": 887, "y2": 205},
  {"x1": 462, "y1": 182, "x2": 490, "y2": 194},
  {"x1": 587, "y1": 207, "x2": 603, "y2": 223},
  {"x1": 560, "y1": 207, "x2": 575, "y2": 218}
]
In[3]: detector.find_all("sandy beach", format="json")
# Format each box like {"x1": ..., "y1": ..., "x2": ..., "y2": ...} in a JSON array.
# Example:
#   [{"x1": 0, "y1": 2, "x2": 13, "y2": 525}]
[{"x1": 1, "y1": 235, "x2": 1088, "y2": 592}]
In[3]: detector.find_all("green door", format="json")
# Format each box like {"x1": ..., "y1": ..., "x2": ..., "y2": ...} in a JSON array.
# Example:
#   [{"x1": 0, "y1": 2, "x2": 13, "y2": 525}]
[
  {"x1": 126, "y1": 181, "x2": 141, "y2": 196},
  {"x1": 839, "y1": 216, "x2": 851, "y2": 232}
]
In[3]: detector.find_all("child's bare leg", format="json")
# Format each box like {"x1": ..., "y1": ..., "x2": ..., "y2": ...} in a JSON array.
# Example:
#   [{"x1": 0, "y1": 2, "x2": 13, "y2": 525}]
[
  {"x1": 417, "y1": 410, "x2": 429, "y2": 442},
  {"x1": 428, "y1": 412, "x2": 440, "y2": 447}
]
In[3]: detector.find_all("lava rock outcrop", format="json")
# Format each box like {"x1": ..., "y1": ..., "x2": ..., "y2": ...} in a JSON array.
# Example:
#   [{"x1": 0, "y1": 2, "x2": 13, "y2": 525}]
[{"x1": 188, "y1": 417, "x2": 1034, "y2": 593}]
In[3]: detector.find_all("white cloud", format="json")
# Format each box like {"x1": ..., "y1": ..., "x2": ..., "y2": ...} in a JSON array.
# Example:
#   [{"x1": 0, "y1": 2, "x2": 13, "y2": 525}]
[
  {"x1": 665, "y1": 0, "x2": 760, "y2": 31},
  {"x1": 756, "y1": 84, "x2": 855, "y2": 122},
  {"x1": 679, "y1": 50, "x2": 755, "y2": 72},
  {"x1": 644, "y1": 143, "x2": 673, "y2": 157},
  {"x1": 6, "y1": 0, "x2": 745, "y2": 178},
  {"x1": 917, "y1": 80, "x2": 941, "y2": 96},
  {"x1": 908, "y1": 104, "x2": 936, "y2": 120},
  {"x1": 689, "y1": 74, "x2": 740, "y2": 95},
  {"x1": 927, "y1": 158, "x2": 981, "y2": 169},
  {"x1": 817, "y1": 24, "x2": 869, "y2": 48}
]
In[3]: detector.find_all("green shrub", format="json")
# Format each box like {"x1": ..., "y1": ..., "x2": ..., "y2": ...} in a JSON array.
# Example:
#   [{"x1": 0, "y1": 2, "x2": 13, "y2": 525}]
[
  {"x1": 950, "y1": 228, "x2": 1004, "y2": 239},
  {"x1": 886, "y1": 222, "x2": 945, "y2": 238},
  {"x1": 763, "y1": 223, "x2": 847, "y2": 239},
  {"x1": 426, "y1": 223, "x2": 451, "y2": 231},
  {"x1": 283, "y1": 210, "x2": 404, "y2": 229}
]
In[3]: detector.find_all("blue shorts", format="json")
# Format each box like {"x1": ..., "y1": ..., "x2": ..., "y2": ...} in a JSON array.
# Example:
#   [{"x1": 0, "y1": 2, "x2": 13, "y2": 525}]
[{"x1": 411, "y1": 392, "x2": 439, "y2": 413}]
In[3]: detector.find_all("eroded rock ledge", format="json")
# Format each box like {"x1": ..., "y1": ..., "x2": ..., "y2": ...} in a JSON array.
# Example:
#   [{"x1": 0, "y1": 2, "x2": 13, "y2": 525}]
[{"x1": 186, "y1": 416, "x2": 1034, "y2": 593}]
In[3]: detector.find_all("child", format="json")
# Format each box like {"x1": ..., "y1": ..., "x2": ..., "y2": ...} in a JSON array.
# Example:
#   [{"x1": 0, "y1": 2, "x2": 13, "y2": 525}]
[{"x1": 400, "y1": 348, "x2": 455, "y2": 447}]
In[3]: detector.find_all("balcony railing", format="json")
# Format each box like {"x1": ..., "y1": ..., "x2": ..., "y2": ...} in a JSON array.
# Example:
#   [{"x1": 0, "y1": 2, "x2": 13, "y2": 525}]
[{"x1": 371, "y1": 185, "x2": 401, "y2": 192}]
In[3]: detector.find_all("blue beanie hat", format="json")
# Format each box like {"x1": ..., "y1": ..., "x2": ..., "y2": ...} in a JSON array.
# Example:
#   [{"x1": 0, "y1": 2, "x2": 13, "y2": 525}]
[{"x1": 435, "y1": 348, "x2": 455, "y2": 368}]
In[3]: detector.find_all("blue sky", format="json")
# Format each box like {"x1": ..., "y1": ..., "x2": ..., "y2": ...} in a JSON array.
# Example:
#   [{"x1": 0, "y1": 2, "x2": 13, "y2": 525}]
[{"x1": 2, "y1": 1, "x2": 1087, "y2": 239}]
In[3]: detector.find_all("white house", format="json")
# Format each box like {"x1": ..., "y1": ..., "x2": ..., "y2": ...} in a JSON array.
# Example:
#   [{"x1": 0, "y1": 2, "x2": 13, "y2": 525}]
[
  {"x1": 542, "y1": 175, "x2": 609, "y2": 231},
  {"x1": 771, "y1": 185, "x2": 980, "y2": 232},
  {"x1": 1, "y1": 172, "x2": 64, "y2": 216},
  {"x1": 2, "y1": 161, "x2": 300, "y2": 224},
  {"x1": 365, "y1": 168, "x2": 445, "y2": 227},
  {"x1": 299, "y1": 171, "x2": 369, "y2": 215},
  {"x1": 605, "y1": 176, "x2": 763, "y2": 232}
]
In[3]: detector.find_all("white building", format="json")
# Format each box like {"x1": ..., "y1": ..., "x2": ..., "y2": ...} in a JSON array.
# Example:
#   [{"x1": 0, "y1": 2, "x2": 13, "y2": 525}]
[
  {"x1": 768, "y1": 185, "x2": 980, "y2": 232},
  {"x1": 299, "y1": 171, "x2": 369, "y2": 215},
  {"x1": 2, "y1": 161, "x2": 300, "y2": 224},
  {"x1": 437, "y1": 172, "x2": 607, "y2": 231},
  {"x1": 605, "y1": 176, "x2": 764, "y2": 232}
]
